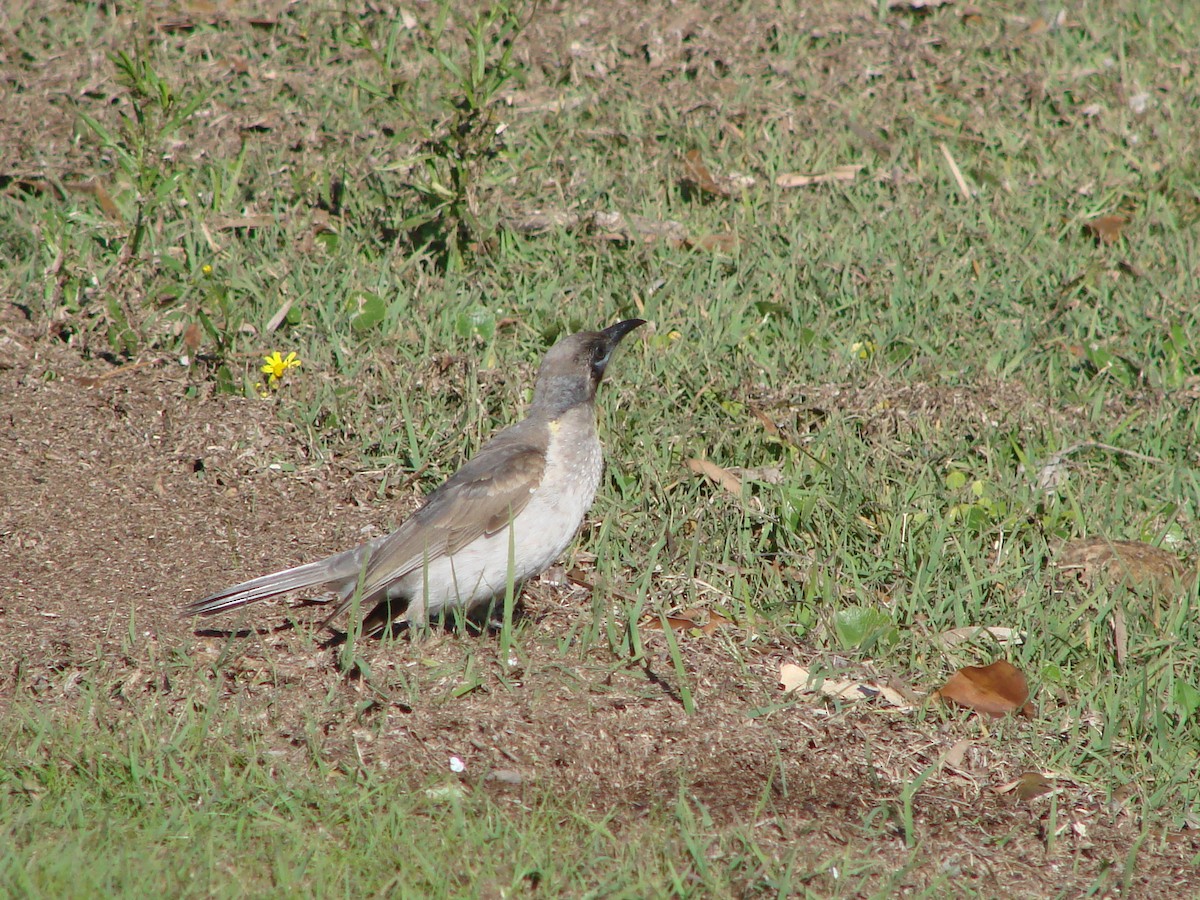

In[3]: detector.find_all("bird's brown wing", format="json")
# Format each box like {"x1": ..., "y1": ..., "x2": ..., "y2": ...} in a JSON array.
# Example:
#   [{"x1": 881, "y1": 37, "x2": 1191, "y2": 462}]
[{"x1": 343, "y1": 430, "x2": 547, "y2": 607}]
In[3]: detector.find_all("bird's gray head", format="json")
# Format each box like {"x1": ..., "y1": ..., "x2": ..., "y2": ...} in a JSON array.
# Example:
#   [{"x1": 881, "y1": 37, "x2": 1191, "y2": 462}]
[{"x1": 532, "y1": 319, "x2": 645, "y2": 416}]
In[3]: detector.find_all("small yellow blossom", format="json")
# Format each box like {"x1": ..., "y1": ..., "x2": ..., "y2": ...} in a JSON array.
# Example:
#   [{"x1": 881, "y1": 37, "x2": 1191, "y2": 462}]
[
  {"x1": 261, "y1": 351, "x2": 302, "y2": 386},
  {"x1": 850, "y1": 340, "x2": 877, "y2": 360},
  {"x1": 201, "y1": 264, "x2": 213, "y2": 276}
]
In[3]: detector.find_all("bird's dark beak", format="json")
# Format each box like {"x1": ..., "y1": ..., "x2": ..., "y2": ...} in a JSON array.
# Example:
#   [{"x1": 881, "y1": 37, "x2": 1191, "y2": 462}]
[
  {"x1": 601, "y1": 318, "x2": 646, "y2": 348},
  {"x1": 591, "y1": 319, "x2": 645, "y2": 381}
]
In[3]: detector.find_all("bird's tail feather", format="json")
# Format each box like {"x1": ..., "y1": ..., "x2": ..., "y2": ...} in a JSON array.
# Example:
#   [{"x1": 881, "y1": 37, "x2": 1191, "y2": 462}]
[{"x1": 184, "y1": 559, "x2": 342, "y2": 617}]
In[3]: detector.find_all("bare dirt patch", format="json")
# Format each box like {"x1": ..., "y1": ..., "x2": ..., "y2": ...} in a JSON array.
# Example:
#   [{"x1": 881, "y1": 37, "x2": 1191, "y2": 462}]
[{"x1": 3, "y1": 345, "x2": 1198, "y2": 896}]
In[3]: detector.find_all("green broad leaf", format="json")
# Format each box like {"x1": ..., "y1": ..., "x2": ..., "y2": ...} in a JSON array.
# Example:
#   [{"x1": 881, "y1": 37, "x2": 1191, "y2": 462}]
[
  {"x1": 346, "y1": 292, "x2": 387, "y2": 332},
  {"x1": 832, "y1": 605, "x2": 893, "y2": 650}
]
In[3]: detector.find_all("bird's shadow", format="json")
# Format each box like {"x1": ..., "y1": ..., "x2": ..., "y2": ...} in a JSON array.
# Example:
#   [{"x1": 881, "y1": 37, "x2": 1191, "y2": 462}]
[
  {"x1": 192, "y1": 620, "x2": 297, "y2": 640},
  {"x1": 318, "y1": 599, "x2": 531, "y2": 649},
  {"x1": 191, "y1": 600, "x2": 531, "y2": 647}
]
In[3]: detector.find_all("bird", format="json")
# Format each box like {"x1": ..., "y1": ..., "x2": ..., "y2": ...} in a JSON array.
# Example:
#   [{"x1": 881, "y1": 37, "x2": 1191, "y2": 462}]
[{"x1": 185, "y1": 319, "x2": 645, "y2": 636}]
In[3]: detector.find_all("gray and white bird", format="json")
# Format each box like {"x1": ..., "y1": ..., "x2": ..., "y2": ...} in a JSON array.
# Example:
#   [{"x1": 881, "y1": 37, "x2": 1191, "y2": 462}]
[{"x1": 185, "y1": 319, "x2": 645, "y2": 635}]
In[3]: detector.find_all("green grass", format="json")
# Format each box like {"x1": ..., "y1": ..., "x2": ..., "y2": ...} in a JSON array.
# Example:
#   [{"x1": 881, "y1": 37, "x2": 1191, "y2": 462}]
[
  {"x1": 3, "y1": 0, "x2": 1200, "y2": 893},
  {"x1": 0, "y1": 696, "x2": 755, "y2": 897}
]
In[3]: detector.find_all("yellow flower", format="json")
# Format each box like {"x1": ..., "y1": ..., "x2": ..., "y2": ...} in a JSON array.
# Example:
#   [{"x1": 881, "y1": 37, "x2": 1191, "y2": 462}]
[
  {"x1": 850, "y1": 340, "x2": 877, "y2": 360},
  {"x1": 261, "y1": 351, "x2": 301, "y2": 385},
  {"x1": 201, "y1": 264, "x2": 213, "y2": 276}
]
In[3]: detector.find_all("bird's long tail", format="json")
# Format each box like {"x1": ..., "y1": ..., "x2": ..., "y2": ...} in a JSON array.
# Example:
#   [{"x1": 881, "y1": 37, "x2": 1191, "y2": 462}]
[{"x1": 184, "y1": 559, "x2": 345, "y2": 617}]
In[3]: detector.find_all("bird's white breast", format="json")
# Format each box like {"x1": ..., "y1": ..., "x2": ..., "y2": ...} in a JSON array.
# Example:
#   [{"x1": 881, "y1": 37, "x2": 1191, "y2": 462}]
[{"x1": 406, "y1": 411, "x2": 603, "y2": 622}]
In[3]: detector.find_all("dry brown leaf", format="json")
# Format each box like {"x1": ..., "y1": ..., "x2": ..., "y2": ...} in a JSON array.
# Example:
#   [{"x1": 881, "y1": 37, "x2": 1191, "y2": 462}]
[
  {"x1": 265, "y1": 298, "x2": 295, "y2": 333},
  {"x1": 936, "y1": 660, "x2": 1034, "y2": 718},
  {"x1": 942, "y1": 738, "x2": 972, "y2": 768},
  {"x1": 779, "y1": 662, "x2": 807, "y2": 693},
  {"x1": 997, "y1": 771, "x2": 1055, "y2": 801},
  {"x1": 1111, "y1": 605, "x2": 1129, "y2": 668},
  {"x1": 1084, "y1": 215, "x2": 1129, "y2": 245},
  {"x1": 182, "y1": 322, "x2": 203, "y2": 353},
  {"x1": 88, "y1": 181, "x2": 122, "y2": 221},
  {"x1": 681, "y1": 149, "x2": 728, "y2": 198},
  {"x1": 642, "y1": 608, "x2": 731, "y2": 635},
  {"x1": 1055, "y1": 537, "x2": 1193, "y2": 596},
  {"x1": 63, "y1": 179, "x2": 123, "y2": 221},
  {"x1": 775, "y1": 165, "x2": 862, "y2": 188},
  {"x1": 686, "y1": 458, "x2": 742, "y2": 495}
]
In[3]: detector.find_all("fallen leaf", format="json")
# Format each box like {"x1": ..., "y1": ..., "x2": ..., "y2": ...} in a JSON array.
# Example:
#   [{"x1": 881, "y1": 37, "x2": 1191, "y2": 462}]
[
  {"x1": 1111, "y1": 605, "x2": 1129, "y2": 668},
  {"x1": 63, "y1": 179, "x2": 122, "y2": 221},
  {"x1": 779, "y1": 662, "x2": 910, "y2": 707},
  {"x1": 779, "y1": 662, "x2": 808, "y2": 693},
  {"x1": 679, "y1": 150, "x2": 755, "y2": 200},
  {"x1": 942, "y1": 738, "x2": 972, "y2": 768},
  {"x1": 775, "y1": 165, "x2": 862, "y2": 188},
  {"x1": 749, "y1": 407, "x2": 780, "y2": 438},
  {"x1": 182, "y1": 322, "x2": 203, "y2": 353},
  {"x1": 997, "y1": 771, "x2": 1055, "y2": 801},
  {"x1": 1084, "y1": 215, "x2": 1128, "y2": 245},
  {"x1": 681, "y1": 149, "x2": 728, "y2": 198},
  {"x1": 1054, "y1": 537, "x2": 1193, "y2": 596},
  {"x1": 687, "y1": 458, "x2": 742, "y2": 495},
  {"x1": 936, "y1": 660, "x2": 1034, "y2": 718},
  {"x1": 642, "y1": 608, "x2": 731, "y2": 635},
  {"x1": 265, "y1": 298, "x2": 295, "y2": 333}
]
